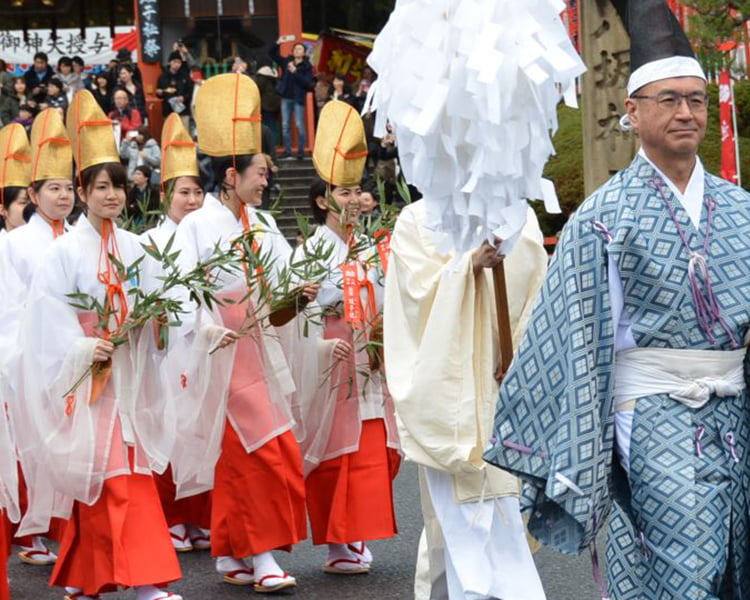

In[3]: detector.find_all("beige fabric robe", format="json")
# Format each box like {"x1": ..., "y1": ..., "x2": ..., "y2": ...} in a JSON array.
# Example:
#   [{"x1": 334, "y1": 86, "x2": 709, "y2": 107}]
[{"x1": 383, "y1": 200, "x2": 548, "y2": 502}]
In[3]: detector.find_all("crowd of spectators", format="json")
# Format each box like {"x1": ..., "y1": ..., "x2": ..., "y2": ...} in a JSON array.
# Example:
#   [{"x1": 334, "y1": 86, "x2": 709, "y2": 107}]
[{"x1": 0, "y1": 36, "x2": 407, "y2": 202}]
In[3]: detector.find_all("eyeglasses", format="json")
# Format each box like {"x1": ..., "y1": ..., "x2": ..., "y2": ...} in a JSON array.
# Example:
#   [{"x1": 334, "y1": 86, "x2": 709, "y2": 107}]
[{"x1": 630, "y1": 91, "x2": 709, "y2": 112}]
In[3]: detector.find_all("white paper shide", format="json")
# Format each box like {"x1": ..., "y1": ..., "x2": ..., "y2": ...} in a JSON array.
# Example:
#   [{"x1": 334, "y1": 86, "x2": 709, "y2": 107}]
[{"x1": 368, "y1": 0, "x2": 586, "y2": 252}]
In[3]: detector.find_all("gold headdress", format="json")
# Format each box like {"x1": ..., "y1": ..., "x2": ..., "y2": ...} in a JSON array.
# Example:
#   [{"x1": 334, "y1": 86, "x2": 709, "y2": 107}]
[
  {"x1": 30, "y1": 108, "x2": 73, "y2": 183},
  {"x1": 161, "y1": 113, "x2": 199, "y2": 184},
  {"x1": 66, "y1": 89, "x2": 119, "y2": 173},
  {"x1": 312, "y1": 100, "x2": 367, "y2": 187},
  {"x1": 0, "y1": 123, "x2": 31, "y2": 189},
  {"x1": 195, "y1": 73, "x2": 262, "y2": 157}
]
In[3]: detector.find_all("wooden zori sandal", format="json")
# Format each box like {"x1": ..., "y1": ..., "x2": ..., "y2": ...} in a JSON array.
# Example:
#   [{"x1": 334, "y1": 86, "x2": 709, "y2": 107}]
[
  {"x1": 253, "y1": 573, "x2": 297, "y2": 593},
  {"x1": 18, "y1": 547, "x2": 57, "y2": 565},
  {"x1": 323, "y1": 557, "x2": 370, "y2": 575},
  {"x1": 169, "y1": 531, "x2": 193, "y2": 553},
  {"x1": 222, "y1": 568, "x2": 255, "y2": 585}
]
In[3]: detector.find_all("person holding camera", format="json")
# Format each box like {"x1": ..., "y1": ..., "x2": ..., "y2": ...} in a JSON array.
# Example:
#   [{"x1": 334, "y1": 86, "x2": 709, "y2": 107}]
[
  {"x1": 156, "y1": 52, "x2": 193, "y2": 129},
  {"x1": 269, "y1": 37, "x2": 313, "y2": 160},
  {"x1": 23, "y1": 52, "x2": 54, "y2": 104},
  {"x1": 119, "y1": 125, "x2": 161, "y2": 182}
]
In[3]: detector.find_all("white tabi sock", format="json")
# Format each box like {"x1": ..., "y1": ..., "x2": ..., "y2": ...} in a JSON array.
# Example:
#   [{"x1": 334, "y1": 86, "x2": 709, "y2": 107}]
[
  {"x1": 326, "y1": 543, "x2": 371, "y2": 571},
  {"x1": 346, "y1": 541, "x2": 373, "y2": 565},
  {"x1": 168, "y1": 524, "x2": 191, "y2": 551},
  {"x1": 21, "y1": 536, "x2": 55, "y2": 555},
  {"x1": 215, "y1": 555, "x2": 254, "y2": 582},
  {"x1": 252, "y1": 551, "x2": 286, "y2": 580}
]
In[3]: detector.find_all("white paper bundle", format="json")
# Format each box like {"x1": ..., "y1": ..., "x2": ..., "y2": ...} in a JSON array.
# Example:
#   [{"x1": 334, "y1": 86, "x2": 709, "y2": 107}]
[{"x1": 368, "y1": 0, "x2": 586, "y2": 252}]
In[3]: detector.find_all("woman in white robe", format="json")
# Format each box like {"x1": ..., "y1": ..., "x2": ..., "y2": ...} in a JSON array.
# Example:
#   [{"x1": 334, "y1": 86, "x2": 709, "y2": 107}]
[
  {"x1": 0, "y1": 111, "x2": 75, "y2": 566},
  {"x1": 168, "y1": 73, "x2": 308, "y2": 594},
  {"x1": 291, "y1": 174, "x2": 401, "y2": 574},
  {"x1": 140, "y1": 114, "x2": 212, "y2": 554},
  {"x1": 17, "y1": 91, "x2": 182, "y2": 600}
]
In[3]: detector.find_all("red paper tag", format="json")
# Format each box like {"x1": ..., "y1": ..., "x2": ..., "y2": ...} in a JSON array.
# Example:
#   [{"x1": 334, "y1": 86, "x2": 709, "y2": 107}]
[
  {"x1": 374, "y1": 229, "x2": 391, "y2": 275},
  {"x1": 341, "y1": 262, "x2": 364, "y2": 328}
]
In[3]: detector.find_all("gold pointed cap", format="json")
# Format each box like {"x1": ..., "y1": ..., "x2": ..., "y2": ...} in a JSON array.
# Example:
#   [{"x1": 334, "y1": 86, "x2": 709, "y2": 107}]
[
  {"x1": 313, "y1": 100, "x2": 367, "y2": 187},
  {"x1": 161, "y1": 113, "x2": 199, "y2": 183},
  {"x1": 195, "y1": 73, "x2": 262, "y2": 157},
  {"x1": 30, "y1": 108, "x2": 73, "y2": 183},
  {"x1": 0, "y1": 124, "x2": 32, "y2": 189},
  {"x1": 66, "y1": 89, "x2": 119, "y2": 172}
]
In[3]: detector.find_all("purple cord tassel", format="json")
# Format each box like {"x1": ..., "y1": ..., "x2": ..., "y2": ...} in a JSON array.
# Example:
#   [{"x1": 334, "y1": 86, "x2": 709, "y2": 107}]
[
  {"x1": 648, "y1": 178, "x2": 740, "y2": 349},
  {"x1": 725, "y1": 432, "x2": 740, "y2": 463},
  {"x1": 694, "y1": 425, "x2": 705, "y2": 458}
]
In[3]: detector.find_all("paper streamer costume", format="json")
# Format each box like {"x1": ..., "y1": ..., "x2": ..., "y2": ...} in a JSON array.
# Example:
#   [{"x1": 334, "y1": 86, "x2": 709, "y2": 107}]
[{"x1": 367, "y1": 0, "x2": 586, "y2": 252}]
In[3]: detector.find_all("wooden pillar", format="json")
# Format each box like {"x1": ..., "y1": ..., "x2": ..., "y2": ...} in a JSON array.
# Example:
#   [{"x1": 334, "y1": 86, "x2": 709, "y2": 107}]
[
  {"x1": 580, "y1": 0, "x2": 638, "y2": 195},
  {"x1": 277, "y1": 0, "x2": 303, "y2": 53},
  {"x1": 133, "y1": 0, "x2": 164, "y2": 139}
]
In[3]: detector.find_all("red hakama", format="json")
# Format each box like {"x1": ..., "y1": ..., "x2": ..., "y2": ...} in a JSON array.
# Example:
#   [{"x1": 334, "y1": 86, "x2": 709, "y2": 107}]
[
  {"x1": 154, "y1": 466, "x2": 212, "y2": 529},
  {"x1": 306, "y1": 419, "x2": 399, "y2": 545},
  {"x1": 50, "y1": 446, "x2": 181, "y2": 595},
  {"x1": 211, "y1": 424, "x2": 307, "y2": 558}
]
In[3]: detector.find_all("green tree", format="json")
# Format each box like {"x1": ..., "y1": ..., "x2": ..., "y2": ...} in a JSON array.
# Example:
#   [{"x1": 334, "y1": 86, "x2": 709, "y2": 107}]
[{"x1": 681, "y1": 0, "x2": 750, "y2": 72}]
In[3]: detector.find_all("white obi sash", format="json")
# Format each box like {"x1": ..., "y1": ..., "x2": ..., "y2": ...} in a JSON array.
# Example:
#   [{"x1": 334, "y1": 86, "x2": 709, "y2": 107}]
[
  {"x1": 613, "y1": 347, "x2": 746, "y2": 474},
  {"x1": 614, "y1": 347, "x2": 746, "y2": 412}
]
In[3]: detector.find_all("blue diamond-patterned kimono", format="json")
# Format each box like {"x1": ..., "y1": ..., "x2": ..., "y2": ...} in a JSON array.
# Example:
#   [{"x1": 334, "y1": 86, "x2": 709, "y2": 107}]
[{"x1": 484, "y1": 155, "x2": 750, "y2": 599}]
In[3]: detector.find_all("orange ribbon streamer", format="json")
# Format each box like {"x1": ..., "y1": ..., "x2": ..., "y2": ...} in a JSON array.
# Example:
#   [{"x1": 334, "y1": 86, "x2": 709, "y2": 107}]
[
  {"x1": 96, "y1": 219, "x2": 129, "y2": 339},
  {"x1": 238, "y1": 208, "x2": 268, "y2": 297},
  {"x1": 373, "y1": 229, "x2": 391, "y2": 275},
  {"x1": 342, "y1": 260, "x2": 378, "y2": 331}
]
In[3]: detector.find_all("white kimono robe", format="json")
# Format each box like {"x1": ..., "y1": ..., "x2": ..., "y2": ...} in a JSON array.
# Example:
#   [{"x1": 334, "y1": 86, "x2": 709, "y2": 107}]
[
  {"x1": 141, "y1": 215, "x2": 178, "y2": 253},
  {"x1": 14, "y1": 216, "x2": 174, "y2": 536},
  {"x1": 290, "y1": 223, "x2": 400, "y2": 475},
  {"x1": 166, "y1": 194, "x2": 294, "y2": 499},
  {"x1": 0, "y1": 213, "x2": 69, "y2": 396}
]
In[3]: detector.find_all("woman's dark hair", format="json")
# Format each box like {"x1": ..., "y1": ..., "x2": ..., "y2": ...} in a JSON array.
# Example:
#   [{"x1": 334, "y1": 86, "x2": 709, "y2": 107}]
[
  {"x1": 0, "y1": 186, "x2": 27, "y2": 229},
  {"x1": 0, "y1": 60, "x2": 6, "y2": 71},
  {"x1": 308, "y1": 175, "x2": 337, "y2": 225},
  {"x1": 165, "y1": 175, "x2": 203, "y2": 190},
  {"x1": 95, "y1": 72, "x2": 109, "y2": 86},
  {"x1": 18, "y1": 103, "x2": 36, "y2": 116},
  {"x1": 72, "y1": 56, "x2": 84, "y2": 67},
  {"x1": 136, "y1": 125, "x2": 152, "y2": 142},
  {"x1": 360, "y1": 178, "x2": 380, "y2": 203},
  {"x1": 23, "y1": 180, "x2": 47, "y2": 220},
  {"x1": 133, "y1": 165, "x2": 152, "y2": 181},
  {"x1": 57, "y1": 56, "x2": 73, "y2": 69},
  {"x1": 118, "y1": 64, "x2": 134, "y2": 76},
  {"x1": 2, "y1": 186, "x2": 26, "y2": 210},
  {"x1": 211, "y1": 154, "x2": 258, "y2": 198},
  {"x1": 80, "y1": 162, "x2": 128, "y2": 195}
]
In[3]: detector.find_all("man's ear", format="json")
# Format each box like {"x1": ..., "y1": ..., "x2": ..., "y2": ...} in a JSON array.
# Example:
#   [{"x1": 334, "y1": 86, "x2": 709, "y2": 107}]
[{"x1": 624, "y1": 97, "x2": 639, "y2": 131}]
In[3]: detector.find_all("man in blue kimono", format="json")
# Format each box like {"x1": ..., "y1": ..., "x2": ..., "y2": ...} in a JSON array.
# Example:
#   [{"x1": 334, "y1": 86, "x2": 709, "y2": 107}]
[{"x1": 484, "y1": 1, "x2": 750, "y2": 598}]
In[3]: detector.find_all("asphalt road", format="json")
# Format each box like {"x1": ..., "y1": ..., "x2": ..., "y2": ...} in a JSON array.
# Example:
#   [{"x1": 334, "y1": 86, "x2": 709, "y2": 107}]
[{"x1": 9, "y1": 461, "x2": 602, "y2": 600}]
